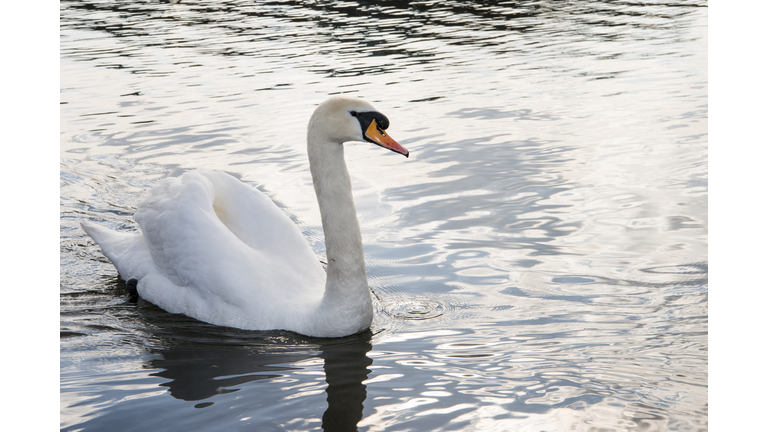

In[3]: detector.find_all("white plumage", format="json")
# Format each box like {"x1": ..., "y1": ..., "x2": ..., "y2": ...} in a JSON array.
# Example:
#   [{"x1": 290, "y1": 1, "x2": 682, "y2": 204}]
[{"x1": 81, "y1": 96, "x2": 408, "y2": 337}]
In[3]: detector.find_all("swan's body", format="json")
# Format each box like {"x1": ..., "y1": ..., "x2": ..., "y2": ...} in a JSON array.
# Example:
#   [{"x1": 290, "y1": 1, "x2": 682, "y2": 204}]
[{"x1": 81, "y1": 97, "x2": 408, "y2": 337}]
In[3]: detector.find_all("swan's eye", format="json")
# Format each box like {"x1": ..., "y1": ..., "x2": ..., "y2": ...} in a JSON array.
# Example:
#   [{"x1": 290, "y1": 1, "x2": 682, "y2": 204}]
[{"x1": 350, "y1": 111, "x2": 358, "y2": 117}]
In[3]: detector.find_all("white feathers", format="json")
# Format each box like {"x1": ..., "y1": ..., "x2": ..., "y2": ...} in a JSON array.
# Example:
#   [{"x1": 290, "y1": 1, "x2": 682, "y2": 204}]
[{"x1": 81, "y1": 97, "x2": 401, "y2": 337}]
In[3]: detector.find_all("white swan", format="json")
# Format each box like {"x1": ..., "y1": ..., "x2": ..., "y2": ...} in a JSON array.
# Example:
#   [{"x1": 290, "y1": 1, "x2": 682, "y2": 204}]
[{"x1": 81, "y1": 96, "x2": 409, "y2": 337}]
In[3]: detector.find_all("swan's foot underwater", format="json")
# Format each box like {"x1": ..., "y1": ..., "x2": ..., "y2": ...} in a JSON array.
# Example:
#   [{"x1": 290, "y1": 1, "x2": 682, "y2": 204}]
[{"x1": 126, "y1": 278, "x2": 139, "y2": 303}]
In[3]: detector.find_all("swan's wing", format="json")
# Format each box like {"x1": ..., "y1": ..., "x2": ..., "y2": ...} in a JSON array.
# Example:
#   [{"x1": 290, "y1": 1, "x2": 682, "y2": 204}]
[
  {"x1": 133, "y1": 171, "x2": 325, "y2": 307},
  {"x1": 200, "y1": 170, "x2": 322, "y2": 265}
]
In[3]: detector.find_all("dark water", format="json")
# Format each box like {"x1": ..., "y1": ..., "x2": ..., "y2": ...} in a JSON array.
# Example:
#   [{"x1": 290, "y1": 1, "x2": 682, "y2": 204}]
[{"x1": 60, "y1": 1, "x2": 707, "y2": 430}]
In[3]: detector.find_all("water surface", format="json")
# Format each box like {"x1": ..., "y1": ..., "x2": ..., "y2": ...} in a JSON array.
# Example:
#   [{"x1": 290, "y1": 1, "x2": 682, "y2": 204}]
[{"x1": 60, "y1": 1, "x2": 708, "y2": 430}]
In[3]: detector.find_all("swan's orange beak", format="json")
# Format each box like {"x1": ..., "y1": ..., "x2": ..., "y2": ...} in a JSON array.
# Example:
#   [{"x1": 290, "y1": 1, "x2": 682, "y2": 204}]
[{"x1": 365, "y1": 120, "x2": 409, "y2": 158}]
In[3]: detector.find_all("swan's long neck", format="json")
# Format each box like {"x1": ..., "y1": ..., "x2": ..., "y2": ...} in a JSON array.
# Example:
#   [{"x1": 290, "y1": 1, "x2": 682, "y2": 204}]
[{"x1": 308, "y1": 136, "x2": 369, "y2": 305}]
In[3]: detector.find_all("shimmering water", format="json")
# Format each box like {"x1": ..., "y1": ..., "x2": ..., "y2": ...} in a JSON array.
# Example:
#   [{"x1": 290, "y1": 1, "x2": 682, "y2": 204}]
[{"x1": 60, "y1": 1, "x2": 708, "y2": 430}]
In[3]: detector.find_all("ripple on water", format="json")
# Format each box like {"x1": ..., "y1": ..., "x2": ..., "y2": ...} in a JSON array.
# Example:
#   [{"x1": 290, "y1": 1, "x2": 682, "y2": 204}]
[{"x1": 386, "y1": 300, "x2": 445, "y2": 321}]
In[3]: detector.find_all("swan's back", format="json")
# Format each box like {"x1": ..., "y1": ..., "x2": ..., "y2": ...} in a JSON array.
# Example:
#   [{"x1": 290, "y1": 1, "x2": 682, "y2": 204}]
[{"x1": 84, "y1": 171, "x2": 326, "y2": 330}]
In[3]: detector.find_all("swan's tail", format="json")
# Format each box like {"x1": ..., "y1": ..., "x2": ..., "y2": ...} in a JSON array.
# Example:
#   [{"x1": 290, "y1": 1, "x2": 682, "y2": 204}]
[
  {"x1": 80, "y1": 221, "x2": 153, "y2": 281},
  {"x1": 80, "y1": 221, "x2": 128, "y2": 251}
]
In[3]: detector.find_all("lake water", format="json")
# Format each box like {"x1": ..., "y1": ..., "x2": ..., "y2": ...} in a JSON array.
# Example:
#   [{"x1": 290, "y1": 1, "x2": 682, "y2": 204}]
[{"x1": 60, "y1": 1, "x2": 708, "y2": 430}]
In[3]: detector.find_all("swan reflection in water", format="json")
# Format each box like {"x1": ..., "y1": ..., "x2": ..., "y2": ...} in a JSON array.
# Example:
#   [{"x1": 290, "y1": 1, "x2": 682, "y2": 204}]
[{"x1": 143, "y1": 310, "x2": 373, "y2": 431}]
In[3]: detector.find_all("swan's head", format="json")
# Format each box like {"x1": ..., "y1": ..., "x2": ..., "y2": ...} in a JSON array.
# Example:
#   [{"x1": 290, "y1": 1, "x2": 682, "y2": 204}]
[{"x1": 309, "y1": 96, "x2": 409, "y2": 157}]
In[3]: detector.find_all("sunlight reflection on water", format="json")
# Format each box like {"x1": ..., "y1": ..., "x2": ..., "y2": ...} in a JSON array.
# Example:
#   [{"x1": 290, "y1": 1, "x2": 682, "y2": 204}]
[{"x1": 61, "y1": 0, "x2": 707, "y2": 431}]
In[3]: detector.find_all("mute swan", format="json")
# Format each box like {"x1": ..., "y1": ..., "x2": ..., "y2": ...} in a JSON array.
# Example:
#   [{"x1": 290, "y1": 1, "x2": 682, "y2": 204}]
[{"x1": 81, "y1": 96, "x2": 409, "y2": 337}]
